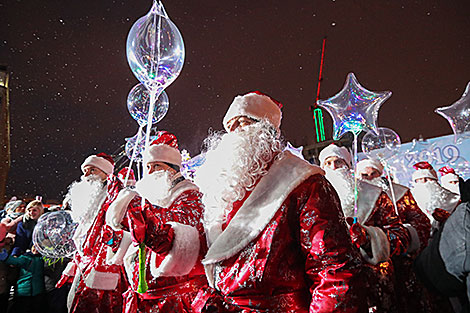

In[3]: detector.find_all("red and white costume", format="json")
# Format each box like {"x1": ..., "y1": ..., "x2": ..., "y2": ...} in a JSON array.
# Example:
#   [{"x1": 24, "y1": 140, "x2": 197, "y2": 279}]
[
  {"x1": 59, "y1": 175, "x2": 127, "y2": 313},
  {"x1": 410, "y1": 162, "x2": 460, "y2": 225},
  {"x1": 105, "y1": 131, "x2": 207, "y2": 313},
  {"x1": 193, "y1": 151, "x2": 366, "y2": 312}
]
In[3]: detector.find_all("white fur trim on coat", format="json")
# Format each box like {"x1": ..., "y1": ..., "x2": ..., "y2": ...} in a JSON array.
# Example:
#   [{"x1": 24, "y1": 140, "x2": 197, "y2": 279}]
[
  {"x1": 386, "y1": 183, "x2": 408, "y2": 203},
  {"x1": 84, "y1": 268, "x2": 120, "y2": 290},
  {"x1": 223, "y1": 92, "x2": 282, "y2": 131},
  {"x1": 361, "y1": 225, "x2": 390, "y2": 265},
  {"x1": 149, "y1": 222, "x2": 200, "y2": 278},
  {"x1": 203, "y1": 151, "x2": 324, "y2": 265},
  {"x1": 106, "y1": 230, "x2": 133, "y2": 266},
  {"x1": 123, "y1": 244, "x2": 140, "y2": 289},
  {"x1": 62, "y1": 260, "x2": 77, "y2": 277},
  {"x1": 355, "y1": 181, "x2": 383, "y2": 224},
  {"x1": 143, "y1": 144, "x2": 182, "y2": 167},
  {"x1": 403, "y1": 223, "x2": 420, "y2": 253},
  {"x1": 81, "y1": 155, "x2": 114, "y2": 175},
  {"x1": 154, "y1": 178, "x2": 199, "y2": 209},
  {"x1": 105, "y1": 188, "x2": 138, "y2": 230}
]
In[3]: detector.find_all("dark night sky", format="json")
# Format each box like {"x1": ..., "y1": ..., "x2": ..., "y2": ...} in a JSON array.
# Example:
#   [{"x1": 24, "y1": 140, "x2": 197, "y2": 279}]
[{"x1": 1, "y1": 0, "x2": 469, "y2": 201}]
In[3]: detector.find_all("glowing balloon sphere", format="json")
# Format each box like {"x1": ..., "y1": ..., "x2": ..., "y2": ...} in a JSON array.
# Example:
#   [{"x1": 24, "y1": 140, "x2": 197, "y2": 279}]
[
  {"x1": 317, "y1": 73, "x2": 392, "y2": 140},
  {"x1": 362, "y1": 127, "x2": 401, "y2": 160},
  {"x1": 126, "y1": 1, "x2": 185, "y2": 90},
  {"x1": 125, "y1": 128, "x2": 157, "y2": 161},
  {"x1": 127, "y1": 84, "x2": 169, "y2": 126},
  {"x1": 33, "y1": 210, "x2": 77, "y2": 259},
  {"x1": 435, "y1": 81, "x2": 470, "y2": 143}
]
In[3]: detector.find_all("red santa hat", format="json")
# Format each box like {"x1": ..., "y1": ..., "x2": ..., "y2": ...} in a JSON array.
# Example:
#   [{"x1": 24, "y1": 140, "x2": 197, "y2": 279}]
[
  {"x1": 411, "y1": 161, "x2": 438, "y2": 182},
  {"x1": 223, "y1": 91, "x2": 283, "y2": 132},
  {"x1": 439, "y1": 166, "x2": 460, "y2": 186},
  {"x1": 81, "y1": 152, "x2": 115, "y2": 176},
  {"x1": 143, "y1": 131, "x2": 182, "y2": 167},
  {"x1": 356, "y1": 158, "x2": 384, "y2": 175},
  {"x1": 318, "y1": 144, "x2": 352, "y2": 168},
  {"x1": 118, "y1": 168, "x2": 136, "y2": 186}
]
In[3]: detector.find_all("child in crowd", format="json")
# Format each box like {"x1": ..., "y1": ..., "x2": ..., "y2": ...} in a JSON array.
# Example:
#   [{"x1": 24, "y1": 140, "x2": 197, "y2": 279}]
[{"x1": 0, "y1": 244, "x2": 45, "y2": 313}]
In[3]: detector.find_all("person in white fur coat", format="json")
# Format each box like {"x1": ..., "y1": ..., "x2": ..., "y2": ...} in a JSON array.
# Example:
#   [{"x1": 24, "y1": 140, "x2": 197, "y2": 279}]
[{"x1": 105, "y1": 131, "x2": 207, "y2": 313}]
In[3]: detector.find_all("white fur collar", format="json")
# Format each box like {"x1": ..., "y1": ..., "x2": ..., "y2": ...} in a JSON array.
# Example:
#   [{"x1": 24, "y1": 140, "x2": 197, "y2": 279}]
[
  {"x1": 386, "y1": 183, "x2": 408, "y2": 202},
  {"x1": 156, "y1": 178, "x2": 198, "y2": 208},
  {"x1": 354, "y1": 181, "x2": 383, "y2": 224},
  {"x1": 203, "y1": 151, "x2": 323, "y2": 264}
]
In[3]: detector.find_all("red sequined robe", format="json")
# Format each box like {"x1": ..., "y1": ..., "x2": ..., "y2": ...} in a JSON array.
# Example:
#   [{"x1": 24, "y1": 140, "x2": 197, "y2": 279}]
[
  {"x1": 58, "y1": 175, "x2": 128, "y2": 313},
  {"x1": 386, "y1": 184, "x2": 435, "y2": 312},
  {"x1": 105, "y1": 178, "x2": 207, "y2": 313},
  {"x1": 193, "y1": 151, "x2": 366, "y2": 313}
]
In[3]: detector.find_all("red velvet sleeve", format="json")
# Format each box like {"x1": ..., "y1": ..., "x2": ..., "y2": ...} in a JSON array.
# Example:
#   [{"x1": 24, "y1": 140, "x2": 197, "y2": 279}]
[{"x1": 298, "y1": 175, "x2": 365, "y2": 313}]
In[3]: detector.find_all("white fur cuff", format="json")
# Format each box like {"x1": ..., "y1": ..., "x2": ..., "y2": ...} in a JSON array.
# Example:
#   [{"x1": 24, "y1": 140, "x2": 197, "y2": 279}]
[
  {"x1": 150, "y1": 222, "x2": 200, "y2": 278},
  {"x1": 106, "y1": 188, "x2": 138, "y2": 230},
  {"x1": 84, "y1": 268, "x2": 120, "y2": 290},
  {"x1": 403, "y1": 224, "x2": 420, "y2": 253},
  {"x1": 106, "y1": 231, "x2": 133, "y2": 265},
  {"x1": 361, "y1": 225, "x2": 391, "y2": 265},
  {"x1": 62, "y1": 261, "x2": 77, "y2": 277}
]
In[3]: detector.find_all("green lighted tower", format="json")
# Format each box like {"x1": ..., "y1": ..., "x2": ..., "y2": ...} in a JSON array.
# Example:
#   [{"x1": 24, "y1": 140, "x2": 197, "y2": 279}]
[{"x1": 311, "y1": 37, "x2": 327, "y2": 142}]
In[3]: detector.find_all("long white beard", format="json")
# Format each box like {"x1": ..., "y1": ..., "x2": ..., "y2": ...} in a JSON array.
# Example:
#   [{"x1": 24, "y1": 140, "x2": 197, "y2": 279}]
[
  {"x1": 411, "y1": 180, "x2": 460, "y2": 221},
  {"x1": 194, "y1": 121, "x2": 283, "y2": 230},
  {"x1": 66, "y1": 175, "x2": 106, "y2": 251},
  {"x1": 135, "y1": 170, "x2": 172, "y2": 207},
  {"x1": 442, "y1": 181, "x2": 460, "y2": 195},
  {"x1": 324, "y1": 167, "x2": 356, "y2": 217},
  {"x1": 67, "y1": 175, "x2": 106, "y2": 224}
]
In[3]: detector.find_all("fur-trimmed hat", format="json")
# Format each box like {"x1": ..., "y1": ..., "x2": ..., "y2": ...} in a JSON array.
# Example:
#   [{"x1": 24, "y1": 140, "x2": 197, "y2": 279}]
[
  {"x1": 412, "y1": 161, "x2": 438, "y2": 182},
  {"x1": 439, "y1": 166, "x2": 460, "y2": 187},
  {"x1": 223, "y1": 91, "x2": 282, "y2": 132},
  {"x1": 356, "y1": 158, "x2": 384, "y2": 175},
  {"x1": 81, "y1": 153, "x2": 115, "y2": 176},
  {"x1": 318, "y1": 144, "x2": 352, "y2": 168},
  {"x1": 142, "y1": 131, "x2": 182, "y2": 167}
]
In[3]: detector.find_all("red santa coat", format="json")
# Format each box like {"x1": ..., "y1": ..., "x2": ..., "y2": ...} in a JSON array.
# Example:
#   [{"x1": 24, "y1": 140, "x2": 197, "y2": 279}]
[
  {"x1": 334, "y1": 181, "x2": 412, "y2": 312},
  {"x1": 106, "y1": 178, "x2": 207, "y2": 313},
  {"x1": 194, "y1": 151, "x2": 366, "y2": 313},
  {"x1": 385, "y1": 184, "x2": 435, "y2": 313},
  {"x1": 60, "y1": 175, "x2": 128, "y2": 313}
]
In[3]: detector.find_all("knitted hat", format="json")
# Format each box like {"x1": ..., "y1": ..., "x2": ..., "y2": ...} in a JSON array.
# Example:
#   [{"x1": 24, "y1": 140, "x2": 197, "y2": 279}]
[
  {"x1": 142, "y1": 131, "x2": 182, "y2": 167},
  {"x1": 412, "y1": 161, "x2": 438, "y2": 182},
  {"x1": 318, "y1": 144, "x2": 352, "y2": 168},
  {"x1": 223, "y1": 91, "x2": 282, "y2": 132},
  {"x1": 81, "y1": 153, "x2": 115, "y2": 176}
]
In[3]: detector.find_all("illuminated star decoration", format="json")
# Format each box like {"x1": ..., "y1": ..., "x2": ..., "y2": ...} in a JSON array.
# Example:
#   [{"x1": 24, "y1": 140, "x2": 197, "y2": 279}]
[
  {"x1": 317, "y1": 72, "x2": 392, "y2": 140},
  {"x1": 435, "y1": 81, "x2": 470, "y2": 142}
]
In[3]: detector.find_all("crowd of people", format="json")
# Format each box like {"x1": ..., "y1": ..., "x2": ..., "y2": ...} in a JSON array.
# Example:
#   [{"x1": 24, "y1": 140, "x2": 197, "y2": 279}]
[{"x1": 2, "y1": 91, "x2": 470, "y2": 312}]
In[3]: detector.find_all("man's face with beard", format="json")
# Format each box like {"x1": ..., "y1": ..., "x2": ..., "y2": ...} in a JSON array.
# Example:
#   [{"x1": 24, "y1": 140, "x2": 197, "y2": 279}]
[
  {"x1": 82, "y1": 165, "x2": 107, "y2": 181},
  {"x1": 135, "y1": 162, "x2": 176, "y2": 206}
]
